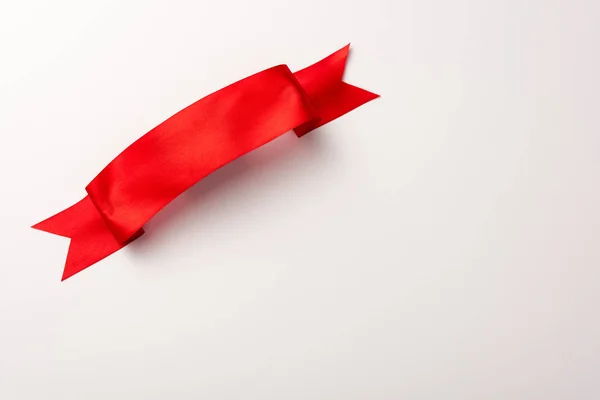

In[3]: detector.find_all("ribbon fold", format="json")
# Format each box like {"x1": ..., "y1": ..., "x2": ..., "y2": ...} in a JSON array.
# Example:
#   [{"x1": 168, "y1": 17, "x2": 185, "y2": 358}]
[{"x1": 33, "y1": 44, "x2": 378, "y2": 280}]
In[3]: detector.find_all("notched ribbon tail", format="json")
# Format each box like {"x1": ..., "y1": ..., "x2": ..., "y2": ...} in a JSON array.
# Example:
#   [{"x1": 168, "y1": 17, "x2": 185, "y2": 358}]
[
  {"x1": 32, "y1": 197, "x2": 143, "y2": 281},
  {"x1": 293, "y1": 44, "x2": 379, "y2": 137}
]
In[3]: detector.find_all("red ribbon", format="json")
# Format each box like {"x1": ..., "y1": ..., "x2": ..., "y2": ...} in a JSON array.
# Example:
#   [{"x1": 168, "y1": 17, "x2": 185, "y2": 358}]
[{"x1": 33, "y1": 45, "x2": 378, "y2": 280}]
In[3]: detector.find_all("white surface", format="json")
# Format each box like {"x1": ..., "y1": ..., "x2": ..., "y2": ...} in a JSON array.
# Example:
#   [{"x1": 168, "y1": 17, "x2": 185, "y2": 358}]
[{"x1": 1, "y1": 0, "x2": 599, "y2": 398}]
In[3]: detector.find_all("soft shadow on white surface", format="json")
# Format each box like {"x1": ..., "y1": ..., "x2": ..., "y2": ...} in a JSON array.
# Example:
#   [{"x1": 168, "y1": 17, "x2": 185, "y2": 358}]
[{"x1": 126, "y1": 130, "x2": 335, "y2": 265}]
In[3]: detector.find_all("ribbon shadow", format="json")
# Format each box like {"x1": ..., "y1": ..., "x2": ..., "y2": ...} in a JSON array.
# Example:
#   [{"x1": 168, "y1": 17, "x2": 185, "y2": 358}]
[{"x1": 125, "y1": 128, "x2": 338, "y2": 266}]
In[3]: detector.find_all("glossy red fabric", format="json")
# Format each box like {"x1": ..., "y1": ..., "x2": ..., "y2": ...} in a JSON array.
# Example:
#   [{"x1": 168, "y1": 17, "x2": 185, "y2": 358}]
[{"x1": 33, "y1": 45, "x2": 378, "y2": 280}]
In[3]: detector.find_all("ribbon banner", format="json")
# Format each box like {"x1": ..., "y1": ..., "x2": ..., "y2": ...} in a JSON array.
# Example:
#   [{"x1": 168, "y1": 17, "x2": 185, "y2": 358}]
[{"x1": 33, "y1": 45, "x2": 378, "y2": 280}]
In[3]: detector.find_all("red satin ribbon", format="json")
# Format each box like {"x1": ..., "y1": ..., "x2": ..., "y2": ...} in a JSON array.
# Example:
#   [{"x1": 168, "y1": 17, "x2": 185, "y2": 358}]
[{"x1": 33, "y1": 45, "x2": 378, "y2": 280}]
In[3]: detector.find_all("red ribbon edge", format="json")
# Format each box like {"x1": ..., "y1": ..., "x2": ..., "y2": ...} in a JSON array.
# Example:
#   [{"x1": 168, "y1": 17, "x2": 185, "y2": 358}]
[{"x1": 32, "y1": 44, "x2": 379, "y2": 281}]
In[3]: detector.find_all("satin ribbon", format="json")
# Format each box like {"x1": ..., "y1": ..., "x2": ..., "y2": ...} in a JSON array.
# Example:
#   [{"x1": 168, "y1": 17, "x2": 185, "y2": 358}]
[{"x1": 33, "y1": 44, "x2": 378, "y2": 280}]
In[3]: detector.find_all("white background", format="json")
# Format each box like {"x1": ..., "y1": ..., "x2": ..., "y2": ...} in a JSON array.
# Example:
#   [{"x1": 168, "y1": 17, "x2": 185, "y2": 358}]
[{"x1": 1, "y1": 0, "x2": 599, "y2": 399}]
